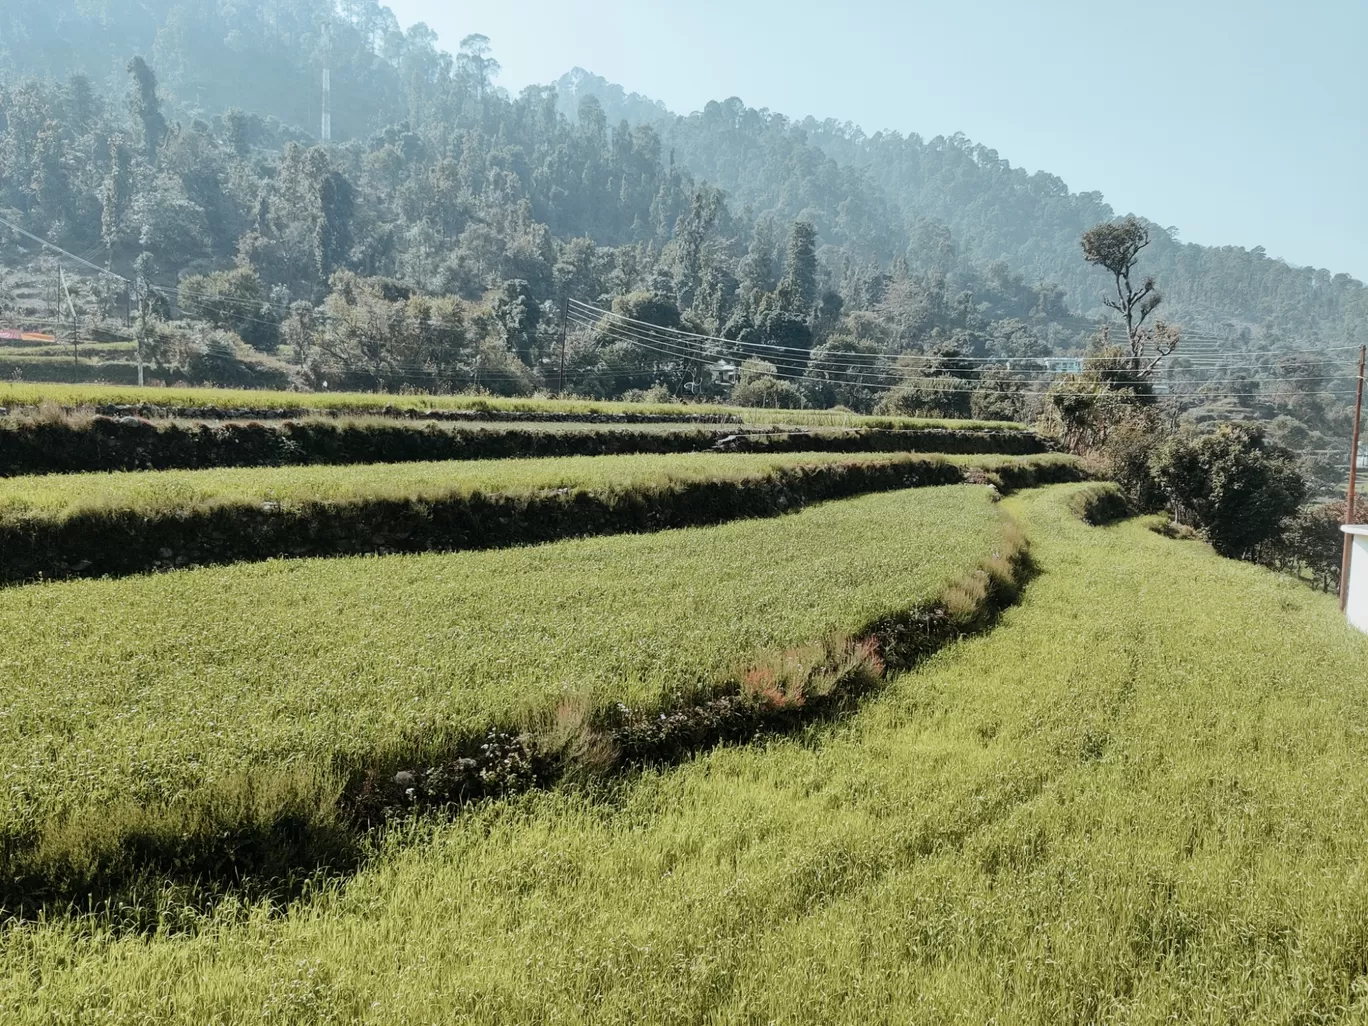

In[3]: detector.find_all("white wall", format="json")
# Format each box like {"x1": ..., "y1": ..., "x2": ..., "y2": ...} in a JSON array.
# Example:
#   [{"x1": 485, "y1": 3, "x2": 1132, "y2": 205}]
[{"x1": 1349, "y1": 532, "x2": 1368, "y2": 634}]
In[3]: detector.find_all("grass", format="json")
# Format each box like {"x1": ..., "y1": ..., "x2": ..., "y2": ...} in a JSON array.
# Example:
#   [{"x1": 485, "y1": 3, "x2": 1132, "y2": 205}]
[
  {"x1": 4, "y1": 484, "x2": 1368, "y2": 1021},
  {"x1": 0, "y1": 484, "x2": 1007, "y2": 902},
  {"x1": 0, "y1": 450, "x2": 1060, "y2": 527},
  {"x1": 0, "y1": 342, "x2": 137, "y2": 357},
  {"x1": 0, "y1": 380, "x2": 1029, "y2": 431}
]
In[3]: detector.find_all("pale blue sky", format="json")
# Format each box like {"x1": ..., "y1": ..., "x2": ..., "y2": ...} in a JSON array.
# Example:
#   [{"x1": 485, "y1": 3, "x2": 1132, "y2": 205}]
[{"x1": 386, "y1": 0, "x2": 1366, "y2": 280}]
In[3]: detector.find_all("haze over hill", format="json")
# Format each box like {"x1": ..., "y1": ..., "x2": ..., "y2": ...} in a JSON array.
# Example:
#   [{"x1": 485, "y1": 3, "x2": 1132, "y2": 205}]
[
  {"x1": 384, "y1": 0, "x2": 1368, "y2": 284},
  {"x1": 2, "y1": 0, "x2": 1363, "y2": 348}
]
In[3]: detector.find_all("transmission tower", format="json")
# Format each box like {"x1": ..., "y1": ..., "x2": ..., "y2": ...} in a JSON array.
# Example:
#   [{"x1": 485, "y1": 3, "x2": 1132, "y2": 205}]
[{"x1": 321, "y1": 21, "x2": 333, "y2": 142}]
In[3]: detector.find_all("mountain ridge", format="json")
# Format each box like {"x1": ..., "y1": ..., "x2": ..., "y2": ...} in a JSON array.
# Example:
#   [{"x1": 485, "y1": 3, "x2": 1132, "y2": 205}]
[{"x1": 551, "y1": 67, "x2": 1365, "y2": 339}]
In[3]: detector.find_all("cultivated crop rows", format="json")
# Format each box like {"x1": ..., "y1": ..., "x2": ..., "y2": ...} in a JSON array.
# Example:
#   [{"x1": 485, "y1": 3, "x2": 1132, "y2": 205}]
[
  {"x1": 0, "y1": 386, "x2": 1071, "y2": 982},
  {"x1": 0, "y1": 381, "x2": 1029, "y2": 430}
]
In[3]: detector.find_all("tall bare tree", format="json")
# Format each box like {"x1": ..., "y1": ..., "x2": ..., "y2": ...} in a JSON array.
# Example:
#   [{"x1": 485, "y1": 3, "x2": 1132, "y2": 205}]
[{"x1": 1081, "y1": 216, "x2": 1178, "y2": 374}]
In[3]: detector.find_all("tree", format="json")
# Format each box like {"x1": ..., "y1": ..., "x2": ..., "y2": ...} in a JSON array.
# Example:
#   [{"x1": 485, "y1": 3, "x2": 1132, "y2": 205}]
[
  {"x1": 178, "y1": 266, "x2": 280, "y2": 351},
  {"x1": 1149, "y1": 424, "x2": 1306, "y2": 559},
  {"x1": 126, "y1": 57, "x2": 167, "y2": 163},
  {"x1": 493, "y1": 279, "x2": 541, "y2": 364},
  {"x1": 456, "y1": 35, "x2": 500, "y2": 100},
  {"x1": 315, "y1": 170, "x2": 356, "y2": 283},
  {"x1": 732, "y1": 360, "x2": 802, "y2": 409},
  {"x1": 1081, "y1": 216, "x2": 1177, "y2": 374},
  {"x1": 781, "y1": 220, "x2": 818, "y2": 313},
  {"x1": 282, "y1": 300, "x2": 318, "y2": 367},
  {"x1": 874, "y1": 376, "x2": 972, "y2": 420},
  {"x1": 1268, "y1": 498, "x2": 1368, "y2": 592}
]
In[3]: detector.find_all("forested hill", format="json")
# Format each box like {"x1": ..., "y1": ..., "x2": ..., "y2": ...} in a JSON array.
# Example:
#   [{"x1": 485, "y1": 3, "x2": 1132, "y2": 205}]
[
  {"x1": 554, "y1": 70, "x2": 1366, "y2": 342},
  {"x1": 0, "y1": 0, "x2": 1364, "y2": 353}
]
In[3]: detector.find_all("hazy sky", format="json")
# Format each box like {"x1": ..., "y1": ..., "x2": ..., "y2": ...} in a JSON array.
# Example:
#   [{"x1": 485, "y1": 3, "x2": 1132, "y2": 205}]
[{"x1": 385, "y1": 0, "x2": 1366, "y2": 280}]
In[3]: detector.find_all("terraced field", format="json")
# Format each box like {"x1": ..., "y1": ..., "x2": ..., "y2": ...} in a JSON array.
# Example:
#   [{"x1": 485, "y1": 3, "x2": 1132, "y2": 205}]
[
  {"x1": 0, "y1": 481, "x2": 1015, "y2": 909},
  {"x1": 0, "y1": 380, "x2": 1028, "y2": 431},
  {"x1": 5, "y1": 377, "x2": 1363, "y2": 1022},
  {"x1": 0, "y1": 450, "x2": 1010, "y2": 521},
  {"x1": 5, "y1": 485, "x2": 1368, "y2": 1023}
]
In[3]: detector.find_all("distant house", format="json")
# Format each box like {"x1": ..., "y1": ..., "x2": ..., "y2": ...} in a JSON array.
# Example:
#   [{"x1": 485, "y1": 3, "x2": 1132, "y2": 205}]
[{"x1": 706, "y1": 360, "x2": 738, "y2": 386}]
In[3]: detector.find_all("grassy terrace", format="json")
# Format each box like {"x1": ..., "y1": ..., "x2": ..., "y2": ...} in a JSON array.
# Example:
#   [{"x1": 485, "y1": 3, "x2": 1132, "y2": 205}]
[
  {"x1": 0, "y1": 451, "x2": 1069, "y2": 526},
  {"x1": 0, "y1": 380, "x2": 1029, "y2": 431},
  {"x1": 5, "y1": 485, "x2": 1367, "y2": 1021},
  {"x1": 0, "y1": 484, "x2": 1006, "y2": 899}
]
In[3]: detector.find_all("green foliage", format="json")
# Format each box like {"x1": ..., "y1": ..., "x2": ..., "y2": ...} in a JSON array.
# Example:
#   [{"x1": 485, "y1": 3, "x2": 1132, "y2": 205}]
[
  {"x1": 1, "y1": 19, "x2": 1359, "y2": 447},
  {"x1": 177, "y1": 267, "x2": 280, "y2": 351},
  {"x1": 1149, "y1": 423, "x2": 1306, "y2": 558},
  {"x1": 780, "y1": 220, "x2": 818, "y2": 312},
  {"x1": 1095, "y1": 411, "x2": 1168, "y2": 511},
  {"x1": 874, "y1": 376, "x2": 972, "y2": 419},
  {"x1": 732, "y1": 374, "x2": 803, "y2": 409},
  {"x1": 1264, "y1": 496, "x2": 1368, "y2": 591}
]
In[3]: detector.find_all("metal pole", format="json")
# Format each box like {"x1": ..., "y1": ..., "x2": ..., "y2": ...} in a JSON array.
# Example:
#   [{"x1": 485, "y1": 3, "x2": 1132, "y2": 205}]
[
  {"x1": 1342, "y1": 344, "x2": 1367, "y2": 612},
  {"x1": 558, "y1": 296, "x2": 568, "y2": 396}
]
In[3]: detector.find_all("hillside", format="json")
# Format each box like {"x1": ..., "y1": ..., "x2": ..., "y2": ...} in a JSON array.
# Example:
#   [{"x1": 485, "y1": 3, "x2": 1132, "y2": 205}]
[
  {"x1": 0, "y1": 3, "x2": 1361, "y2": 503},
  {"x1": 0, "y1": 1, "x2": 1363, "y2": 352},
  {"x1": 555, "y1": 68, "x2": 1368, "y2": 340}
]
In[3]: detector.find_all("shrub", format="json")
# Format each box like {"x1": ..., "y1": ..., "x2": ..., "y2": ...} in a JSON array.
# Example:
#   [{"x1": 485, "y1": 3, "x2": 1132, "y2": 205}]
[
  {"x1": 874, "y1": 378, "x2": 972, "y2": 420},
  {"x1": 1266, "y1": 497, "x2": 1368, "y2": 591},
  {"x1": 1149, "y1": 423, "x2": 1306, "y2": 559},
  {"x1": 732, "y1": 375, "x2": 803, "y2": 409}
]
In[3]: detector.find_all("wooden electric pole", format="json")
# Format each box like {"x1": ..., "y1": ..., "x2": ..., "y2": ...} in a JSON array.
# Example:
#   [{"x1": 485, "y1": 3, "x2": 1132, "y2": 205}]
[{"x1": 1342, "y1": 344, "x2": 1367, "y2": 612}]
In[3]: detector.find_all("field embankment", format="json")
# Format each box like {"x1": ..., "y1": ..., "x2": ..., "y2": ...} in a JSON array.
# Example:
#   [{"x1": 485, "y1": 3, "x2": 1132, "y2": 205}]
[
  {"x1": 0, "y1": 452, "x2": 1083, "y2": 583},
  {"x1": 0, "y1": 380, "x2": 1030, "y2": 431},
  {"x1": 6, "y1": 485, "x2": 1366, "y2": 1021},
  {"x1": 0, "y1": 414, "x2": 1048, "y2": 476}
]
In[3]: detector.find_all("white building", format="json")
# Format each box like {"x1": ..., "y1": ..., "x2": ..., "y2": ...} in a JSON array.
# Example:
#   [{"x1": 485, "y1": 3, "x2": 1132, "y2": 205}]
[{"x1": 1345, "y1": 525, "x2": 1368, "y2": 634}]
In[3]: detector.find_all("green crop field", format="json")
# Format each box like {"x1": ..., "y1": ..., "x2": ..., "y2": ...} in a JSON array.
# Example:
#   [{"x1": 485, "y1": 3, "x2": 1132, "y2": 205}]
[
  {"x1": 3, "y1": 484, "x2": 1367, "y2": 1022},
  {"x1": 0, "y1": 450, "x2": 1055, "y2": 527},
  {"x1": 0, "y1": 342, "x2": 137, "y2": 357},
  {"x1": 0, "y1": 380, "x2": 1029, "y2": 431},
  {"x1": 0, "y1": 483, "x2": 1007, "y2": 902}
]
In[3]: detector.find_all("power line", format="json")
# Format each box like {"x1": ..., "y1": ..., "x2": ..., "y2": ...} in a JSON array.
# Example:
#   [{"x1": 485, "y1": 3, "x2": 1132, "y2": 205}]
[
  {"x1": 569, "y1": 297, "x2": 1366, "y2": 365},
  {"x1": 580, "y1": 319, "x2": 1365, "y2": 402},
  {"x1": 576, "y1": 312, "x2": 1367, "y2": 397}
]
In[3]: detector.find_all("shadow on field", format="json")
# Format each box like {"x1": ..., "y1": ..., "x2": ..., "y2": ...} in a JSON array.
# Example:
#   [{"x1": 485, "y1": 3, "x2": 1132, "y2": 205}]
[{"x1": 3, "y1": 520, "x2": 1040, "y2": 935}]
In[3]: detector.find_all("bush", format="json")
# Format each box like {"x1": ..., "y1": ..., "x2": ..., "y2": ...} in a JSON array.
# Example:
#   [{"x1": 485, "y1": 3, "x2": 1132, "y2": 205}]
[
  {"x1": 1098, "y1": 413, "x2": 1166, "y2": 511},
  {"x1": 732, "y1": 375, "x2": 802, "y2": 410},
  {"x1": 874, "y1": 378, "x2": 972, "y2": 420},
  {"x1": 1266, "y1": 497, "x2": 1368, "y2": 591},
  {"x1": 1150, "y1": 424, "x2": 1306, "y2": 559}
]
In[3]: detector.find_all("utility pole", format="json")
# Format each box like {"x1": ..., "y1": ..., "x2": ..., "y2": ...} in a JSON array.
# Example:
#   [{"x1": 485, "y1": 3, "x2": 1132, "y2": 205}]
[
  {"x1": 134, "y1": 275, "x2": 149, "y2": 388},
  {"x1": 1342, "y1": 344, "x2": 1367, "y2": 612},
  {"x1": 558, "y1": 296, "x2": 569, "y2": 396},
  {"x1": 135, "y1": 310, "x2": 146, "y2": 387},
  {"x1": 59, "y1": 266, "x2": 79, "y2": 366}
]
